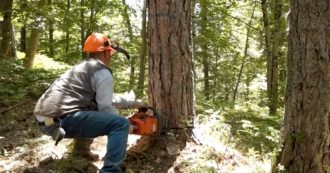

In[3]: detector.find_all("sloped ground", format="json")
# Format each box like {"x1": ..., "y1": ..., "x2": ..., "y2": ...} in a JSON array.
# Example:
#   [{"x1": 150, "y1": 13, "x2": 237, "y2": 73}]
[{"x1": 0, "y1": 100, "x2": 273, "y2": 173}]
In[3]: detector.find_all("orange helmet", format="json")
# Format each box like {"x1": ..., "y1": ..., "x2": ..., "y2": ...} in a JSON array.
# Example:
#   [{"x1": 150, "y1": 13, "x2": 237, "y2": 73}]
[{"x1": 83, "y1": 33, "x2": 115, "y2": 53}]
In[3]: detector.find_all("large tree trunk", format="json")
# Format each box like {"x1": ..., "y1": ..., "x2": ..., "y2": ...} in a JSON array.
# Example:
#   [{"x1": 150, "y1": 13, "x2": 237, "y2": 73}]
[
  {"x1": 0, "y1": 0, "x2": 14, "y2": 59},
  {"x1": 137, "y1": 0, "x2": 147, "y2": 98},
  {"x1": 147, "y1": 0, "x2": 195, "y2": 137},
  {"x1": 279, "y1": 1, "x2": 330, "y2": 172}
]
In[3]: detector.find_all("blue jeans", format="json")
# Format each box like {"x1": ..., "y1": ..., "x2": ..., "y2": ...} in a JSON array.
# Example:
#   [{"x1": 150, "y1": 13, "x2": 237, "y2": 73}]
[{"x1": 39, "y1": 111, "x2": 129, "y2": 173}]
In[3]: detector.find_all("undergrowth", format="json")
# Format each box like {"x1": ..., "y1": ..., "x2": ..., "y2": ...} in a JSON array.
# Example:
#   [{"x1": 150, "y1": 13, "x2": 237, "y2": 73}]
[
  {"x1": 0, "y1": 59, "x2": 65, "y2": 106},
  {"x1": 194, "y1": 96, "x2": 282, "y2": 172}
]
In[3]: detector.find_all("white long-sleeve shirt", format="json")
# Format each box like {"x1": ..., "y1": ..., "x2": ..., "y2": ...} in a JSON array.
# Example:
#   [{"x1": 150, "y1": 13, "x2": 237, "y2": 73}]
[{"x1": 91, "y1": 68, "x2": 118, "y2": 114}]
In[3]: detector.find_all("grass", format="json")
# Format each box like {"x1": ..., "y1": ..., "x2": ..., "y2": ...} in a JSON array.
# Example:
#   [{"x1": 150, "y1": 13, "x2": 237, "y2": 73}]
[{"x1": 192, "y1": 99, "x2": 282, "y2": 172}]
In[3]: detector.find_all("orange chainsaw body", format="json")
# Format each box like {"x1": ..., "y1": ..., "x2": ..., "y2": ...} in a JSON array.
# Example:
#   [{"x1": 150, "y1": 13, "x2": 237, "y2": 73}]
[{"x1": 128, "y1": 107, "x2": 158, "y2": 135}]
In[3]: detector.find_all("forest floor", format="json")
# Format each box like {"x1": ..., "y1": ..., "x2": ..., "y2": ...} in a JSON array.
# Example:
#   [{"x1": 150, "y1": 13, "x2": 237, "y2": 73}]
[{"x1": 0, "y1": 100, "x2": 275, "y2": 173}]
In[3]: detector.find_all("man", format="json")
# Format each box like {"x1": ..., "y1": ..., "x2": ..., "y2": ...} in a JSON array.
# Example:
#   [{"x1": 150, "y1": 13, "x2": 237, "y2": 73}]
[{"x1": 34, "y1": 33, "x2": 132, "y2": 173}]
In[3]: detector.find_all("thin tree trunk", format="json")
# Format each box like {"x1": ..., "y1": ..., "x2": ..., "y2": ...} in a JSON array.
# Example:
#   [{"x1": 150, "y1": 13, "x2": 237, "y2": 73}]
[
  {"x1": 9, "y1": 25, "x2": 16, "y2": 58},
  {"x1": 0, "y1": 0, "x2": 13, "y2": 59},
  {"x1": 137, "y1": 0, "x2": 147, "y2": 98},
  {"x1": 262, "y1": 0, "x2": 275, "y2": 114},
  {"x1": 86, "y1": 0, "x2": 96, "y2": 36},
  {"x1": 213, "y1": 47, "x2": 219, "y2": 103},
  {"x1": 80, "y1": 0, "x2": 86, "y2": 59},
  {"x1": 233, "y1": 3, "x2": 256, "y2": 102},
  {"x1": 200, "y1": 0, "x2": 210, "y2": 100},
  {"x1": 20, "y1": 26, "x2": 27, "y2": 53},
  {"x1": 148, "y1": 0, "x2": 195, "y2": 137},
  {"x1": 65, "y1": 0, "x2": 71, "y2": 59},
  {"x1": 279, "y1": 1, "x2": 330, "y2": 172},
  {"x1": 268, "y1": 0, "x2": 282, "y2": 115},
  {"x1": 191, "y1": 0, "x2": 197, "y2": 94},
  {"x1": 48, "y1": 0, "x2": 54, "y2": 58},
  {"x1": 19, "y1": 0, "x2": 28, "y2": 53},
  {"x1": 122, "y1": 0, "x2": 136, "y2": 89}
]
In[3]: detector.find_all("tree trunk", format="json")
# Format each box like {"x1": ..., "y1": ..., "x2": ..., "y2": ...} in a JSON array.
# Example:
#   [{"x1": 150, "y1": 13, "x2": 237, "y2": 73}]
[
  {"x1": 212, "y1": 47, "x2": 219, "y2": 103},
  {"x1": 267, "y1": 0, "x2": 282, "y2": 115},
  {"x1": 200, "y1": 0, "x2": 210, "y2": 100},
  {"x1": 137, "y1": 0, "x2": 147, "y2": 98},
  {"x1": 147, "y1": 0, "x2": 195, "y2": 137},
  {"x1": 23, "y1": 0, "x2": 47, "y2": 69},
  {"x1": 20, "y1": 26, "x2": 27, "y2": 53},
  {"x1": 0, "y1": 0, "x2": 13, "y2": 59},
  {"x1": 233, "y1": 3, "x2": 256, "y2": 102},
  {"x1": 80, "y1": 0, "x2": 86, "y2": 59},
  {"x1": 279, "y1": 1, "x2": 330, "y2": 172},
  {"x1": 86, "y1": 0, "x2": 96, "y2": 36},
  {"x1": 18, "y1": 0, "x2": 28, "y2": 53},
  {"x1": 48, "y1": 0, "x2": 54, "y2": 58},
  {"x1": 262, "y1": 0, "x2": 276, "y2": 115},
  {"x1": 122, "y1": 0, "x2": 136, "y2": 89},
  {"x1": 65, "y1": 0, "x2": 71, "y2": 60},
  {"x1": 24, "y1": 28, "x2": 41, "y2": 68},
  {"x1": 9, "y1": 25, "x2": 16, "y2": 58}
]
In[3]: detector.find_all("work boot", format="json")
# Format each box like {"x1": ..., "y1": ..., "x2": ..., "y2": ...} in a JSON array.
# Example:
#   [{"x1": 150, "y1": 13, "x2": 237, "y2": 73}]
[{"x1": 72, "y1": 138, "x2": 99, "y2": 161}]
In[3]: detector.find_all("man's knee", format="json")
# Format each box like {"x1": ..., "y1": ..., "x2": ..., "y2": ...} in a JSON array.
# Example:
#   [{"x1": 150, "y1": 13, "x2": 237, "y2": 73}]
[{"x1": 119, "y1": 116, "x2": 130, "y2": 130}]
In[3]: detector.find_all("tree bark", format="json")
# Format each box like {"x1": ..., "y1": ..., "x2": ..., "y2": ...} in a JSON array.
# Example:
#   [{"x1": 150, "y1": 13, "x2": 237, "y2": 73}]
[
  {"x1": 137, "y1": 0, "x2": 148, "y2": 98},
  {"x1": 147, "y1": 0, "x2": 195, "y2": 137},
  {"x1": 267, "y1": 0, "x2": 282, "y2": 115},
  {"x1": 0, "y1": 0, "x2": 14, "y2": 59},
  {"x1": 279, "y1": 1, "x2": 330, "y2": 172},
  {"x1": 24, "y1": 28, "x2": 41, "y2": 68}
]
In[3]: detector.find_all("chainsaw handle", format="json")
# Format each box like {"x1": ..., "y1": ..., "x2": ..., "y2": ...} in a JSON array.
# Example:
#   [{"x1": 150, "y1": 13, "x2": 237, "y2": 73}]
[
  {"x1": 110, "y1": 41, "x2": 130, "y2": 60},
  {"x1": 137, "y1": 106, "x2": 158, "y2": 118}
]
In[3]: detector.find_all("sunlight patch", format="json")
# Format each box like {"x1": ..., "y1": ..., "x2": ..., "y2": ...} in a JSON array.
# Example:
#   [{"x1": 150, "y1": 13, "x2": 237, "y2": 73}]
[{"x1": 33, "y1": 54, "x2": 71, "y2": 70}]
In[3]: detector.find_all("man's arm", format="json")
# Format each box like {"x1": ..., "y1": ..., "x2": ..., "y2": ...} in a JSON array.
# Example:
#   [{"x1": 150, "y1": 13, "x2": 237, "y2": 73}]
[
  {"x1": 91, "y1": 69, "x2": 117, "y2": 113},
  {"x1": 91, "y1": 69, "x2": 146, "y2": 112},
  {"x1": 113, "y1": 92, "x2": 146, "y2": 109}
]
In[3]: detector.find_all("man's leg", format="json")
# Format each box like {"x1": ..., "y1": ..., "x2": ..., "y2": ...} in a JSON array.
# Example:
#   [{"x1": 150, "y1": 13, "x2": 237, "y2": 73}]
[
  {"x1": 61, "y1": 111, "x2": 130, "y2": 173},
  {"x1": 72, "y1": 138, "x2": 99, "y2": 161}
]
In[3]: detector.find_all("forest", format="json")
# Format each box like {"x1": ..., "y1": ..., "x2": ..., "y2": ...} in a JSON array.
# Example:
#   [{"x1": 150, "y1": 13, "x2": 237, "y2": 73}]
[{"x1": 0, "y1": 0, "x2": 329, "y2": 173}]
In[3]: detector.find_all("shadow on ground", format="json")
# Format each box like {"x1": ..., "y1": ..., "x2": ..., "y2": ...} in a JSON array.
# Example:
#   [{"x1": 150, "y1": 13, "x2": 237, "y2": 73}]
[{"x1": 222, "y1": 108, "x2": 282, "y2": 155}]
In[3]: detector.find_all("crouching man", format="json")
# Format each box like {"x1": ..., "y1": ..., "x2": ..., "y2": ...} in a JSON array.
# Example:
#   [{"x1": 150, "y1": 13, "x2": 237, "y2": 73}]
[{"x1": 34, "y1": 33, "x2": 133, "y2": 173}]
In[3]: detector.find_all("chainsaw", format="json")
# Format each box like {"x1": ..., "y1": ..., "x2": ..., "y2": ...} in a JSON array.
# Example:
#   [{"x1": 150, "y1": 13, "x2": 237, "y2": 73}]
[{"x1": 128, "y1": 107, "x2": 158, "y2": 135}]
